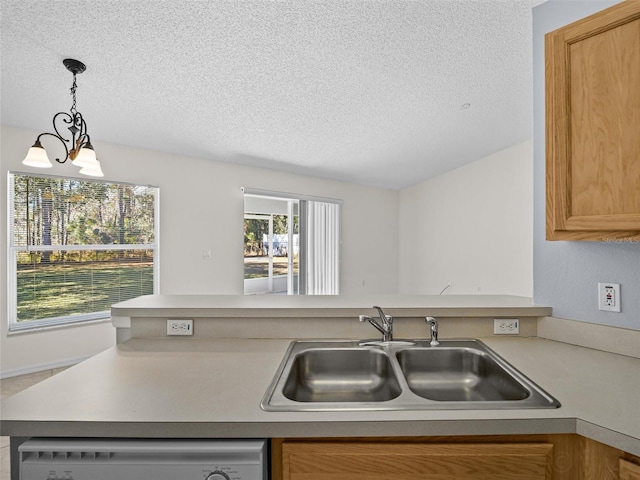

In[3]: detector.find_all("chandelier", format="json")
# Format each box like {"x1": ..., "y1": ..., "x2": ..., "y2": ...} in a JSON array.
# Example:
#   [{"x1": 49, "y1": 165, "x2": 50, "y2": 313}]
[{"x1": 22, "y1": 58, "x2": 103, "y2": 177}]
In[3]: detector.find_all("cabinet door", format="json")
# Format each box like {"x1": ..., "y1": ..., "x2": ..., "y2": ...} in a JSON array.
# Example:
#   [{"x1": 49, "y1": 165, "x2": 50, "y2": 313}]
[
  {"x1": 621, "y1": 459, "x2": 640, "y2": 480},
  {"x1": 545, "y1": 2, "x2": 640, "y2": 241},
  {"x1": 280, "y1": 441, "x2": 552, "y2": 480}
]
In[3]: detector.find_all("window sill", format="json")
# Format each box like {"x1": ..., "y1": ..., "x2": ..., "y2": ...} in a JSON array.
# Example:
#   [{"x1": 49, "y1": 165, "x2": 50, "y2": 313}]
[{"x1": 7, "y1": 315, "x2": 112, "y2": 336}]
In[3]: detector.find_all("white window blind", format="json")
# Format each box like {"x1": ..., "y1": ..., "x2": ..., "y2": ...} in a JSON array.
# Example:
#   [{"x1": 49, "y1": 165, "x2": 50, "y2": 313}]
[
  {"x1": 8, "y1": 172, "x2": 159, "y2": 331},
  {"x1": 299, "y1": 200, "x2": 341, "y2": 295}
]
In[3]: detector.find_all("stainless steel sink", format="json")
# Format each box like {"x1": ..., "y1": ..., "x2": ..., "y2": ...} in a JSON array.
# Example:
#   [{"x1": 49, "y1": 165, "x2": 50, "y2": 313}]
[
  {"x1": 396, "y1": 348, "x2": 529, "y2": 402},
  {"x1": 282, "y1": 348, "x2": 402, "y2": 402},
  {"x1": 261, "y1": 339, "x2": 560, "y2": 411}
]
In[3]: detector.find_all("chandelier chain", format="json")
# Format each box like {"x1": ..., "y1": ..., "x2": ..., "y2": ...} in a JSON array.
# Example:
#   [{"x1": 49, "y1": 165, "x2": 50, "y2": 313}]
[{"x1": 70, "y1": 73, "x2": 78, "y2": 116}]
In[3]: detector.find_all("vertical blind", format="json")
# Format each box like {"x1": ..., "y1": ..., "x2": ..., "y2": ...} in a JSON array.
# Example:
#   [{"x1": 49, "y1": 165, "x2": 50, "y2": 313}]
[
  {"x1": 299, "y1": 200, "x2": 341, "y2": 295},
  {"x1": 8, "y1": 172, "x2": 159, "y2": 330}
]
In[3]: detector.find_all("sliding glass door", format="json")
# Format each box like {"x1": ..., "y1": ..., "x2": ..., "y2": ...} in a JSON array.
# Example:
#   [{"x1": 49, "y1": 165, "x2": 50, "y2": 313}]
[
  {"x1": 244, "y1": 200, "x2": 298, "y2": 294},
  {"x1": 243, "y1": 188, "x2": 340, "y2": 295}
]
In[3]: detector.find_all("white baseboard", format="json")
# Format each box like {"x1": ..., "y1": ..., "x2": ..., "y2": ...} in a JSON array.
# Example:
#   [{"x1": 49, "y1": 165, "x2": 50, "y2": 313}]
[
  {"x1": 0, "y1": 354, "x2": 92, "y2": 379},
  {"x1": 538, "y1": 316, "x2": 640, "y2": 359}
]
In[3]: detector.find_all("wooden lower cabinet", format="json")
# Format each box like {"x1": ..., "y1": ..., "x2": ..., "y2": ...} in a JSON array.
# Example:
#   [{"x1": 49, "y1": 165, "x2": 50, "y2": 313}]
[
  {"x1": 277, "y1": 440, "x2": 550, "y2": 480},
  {"x1": 620, "y1": 459, "x2": 640, "y2": 480},
  {"x1": 272, "y1": 435, "x2": 640, "y2": 480}
]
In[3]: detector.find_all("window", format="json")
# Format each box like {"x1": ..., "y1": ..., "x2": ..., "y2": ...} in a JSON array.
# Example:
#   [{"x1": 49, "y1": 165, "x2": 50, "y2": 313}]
[
  {"x1": 8, "y1": 172, "x2": 159, "y2": 331},
  {"x1": 243, "y1": 188, "x2": 341, "y2": 295}
]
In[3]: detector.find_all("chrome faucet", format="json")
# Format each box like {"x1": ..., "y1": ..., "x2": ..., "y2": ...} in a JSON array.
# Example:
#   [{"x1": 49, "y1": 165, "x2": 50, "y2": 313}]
[
  {"x1": 426, "y1": 317, "x2": 439, "y2": 346},
  {"x1": 359, "y1": 305, "x2": 393, "y2": 342}
]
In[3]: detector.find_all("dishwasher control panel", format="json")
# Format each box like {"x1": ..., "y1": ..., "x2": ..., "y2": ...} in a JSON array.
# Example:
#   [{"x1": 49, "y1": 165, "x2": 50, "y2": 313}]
[{"x1": 19, "y1": 438, "x2": 268, "y2": 480}]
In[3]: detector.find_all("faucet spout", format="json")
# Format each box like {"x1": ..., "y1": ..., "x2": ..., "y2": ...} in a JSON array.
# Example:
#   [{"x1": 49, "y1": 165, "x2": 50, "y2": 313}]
[{"x1": 359, "y1": 315, "x2": 386, "y2": 336}]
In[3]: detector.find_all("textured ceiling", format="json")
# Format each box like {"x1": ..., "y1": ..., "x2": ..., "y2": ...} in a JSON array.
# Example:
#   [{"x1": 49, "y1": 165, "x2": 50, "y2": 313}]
[{"x1": 1, "y1": 0, "x2": 542, "y2": 190}]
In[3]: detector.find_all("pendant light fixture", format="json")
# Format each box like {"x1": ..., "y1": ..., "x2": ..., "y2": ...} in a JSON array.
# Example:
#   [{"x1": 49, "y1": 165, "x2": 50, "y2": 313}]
[{"x1": 22, "y1": 58, "x2": 104, "y2": 177}]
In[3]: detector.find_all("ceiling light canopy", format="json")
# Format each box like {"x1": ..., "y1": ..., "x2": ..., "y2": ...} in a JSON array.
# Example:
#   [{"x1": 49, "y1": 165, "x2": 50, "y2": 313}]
[{"x1": 22, "y1": 58, "x2": 103, "y2": 177}]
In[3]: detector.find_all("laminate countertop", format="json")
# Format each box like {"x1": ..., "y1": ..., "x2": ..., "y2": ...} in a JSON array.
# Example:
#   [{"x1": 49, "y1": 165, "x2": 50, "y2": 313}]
[
  {"x1": 110, "y1": 294, "x2": 553, "y2": 320},
  {"x1": 1, "y1": 336, "x2": 639, "y2": 456}
]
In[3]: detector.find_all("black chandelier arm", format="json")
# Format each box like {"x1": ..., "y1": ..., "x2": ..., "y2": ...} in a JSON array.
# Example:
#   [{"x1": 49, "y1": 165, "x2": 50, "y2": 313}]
[
  {"x1": 52, "y1": 111, "x2": 82, "y2": 139},
  {"x1": 50, "y1": 110, "x2": 91, "y2": 161},
  {"x1": 35, "y1": 131, "x2": 71, "y2": 164}
]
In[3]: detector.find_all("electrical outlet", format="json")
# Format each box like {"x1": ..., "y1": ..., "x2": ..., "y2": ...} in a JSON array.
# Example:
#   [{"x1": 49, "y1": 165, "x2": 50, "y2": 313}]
[
  {"x1": 167, "y1": 319, "x2": 193, "y2": 336},
  {"x1": 598, "y1": 282, "x2": 621, "y2": 312},
  {"x1": 494, "y1": 319, "x2": 519, "y2": 335}
]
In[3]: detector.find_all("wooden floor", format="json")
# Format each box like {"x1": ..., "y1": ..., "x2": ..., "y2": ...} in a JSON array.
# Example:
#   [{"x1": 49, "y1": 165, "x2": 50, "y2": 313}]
[{"x1": 0, "y1": 368, "x2": 69, "y2": 480}]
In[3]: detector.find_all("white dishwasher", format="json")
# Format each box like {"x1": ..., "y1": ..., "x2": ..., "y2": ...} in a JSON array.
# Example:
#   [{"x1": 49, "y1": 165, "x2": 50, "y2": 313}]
[{"x1": 18, "y1": 438, "x2": 268, "y2": 480}]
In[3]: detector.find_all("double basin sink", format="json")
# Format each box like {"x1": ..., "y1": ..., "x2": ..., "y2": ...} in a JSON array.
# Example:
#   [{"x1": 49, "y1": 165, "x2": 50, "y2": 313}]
[{"x1": 261, "y1": 339, "x2": 560, "y2": 411}]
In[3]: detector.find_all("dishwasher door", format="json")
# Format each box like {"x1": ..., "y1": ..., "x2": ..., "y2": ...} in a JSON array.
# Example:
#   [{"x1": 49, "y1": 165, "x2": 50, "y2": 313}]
[{"x1": 19, "y1": 438, "x2": 268, "y2": 480}]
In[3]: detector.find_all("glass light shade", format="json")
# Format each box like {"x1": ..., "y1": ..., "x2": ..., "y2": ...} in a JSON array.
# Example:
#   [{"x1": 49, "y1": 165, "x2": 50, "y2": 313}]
[
  {"x1": 22, "y1": 145, "x2": 53, "y2": 168},
  {"x1": 71, "y1": 145, "x2": 98, "y2": 168},
  {"x1": 79, "y1": 159, "x2": 104, "y2": 177}
]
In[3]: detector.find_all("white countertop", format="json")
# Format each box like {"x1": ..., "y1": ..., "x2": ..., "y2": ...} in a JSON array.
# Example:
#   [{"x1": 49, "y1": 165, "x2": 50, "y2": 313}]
[
  {"x1": 110, "y1": 294, "x2": 553, "y2": 319},
  {"x1": 1, "y1": 336, "x2": 639, "y2": 455}
]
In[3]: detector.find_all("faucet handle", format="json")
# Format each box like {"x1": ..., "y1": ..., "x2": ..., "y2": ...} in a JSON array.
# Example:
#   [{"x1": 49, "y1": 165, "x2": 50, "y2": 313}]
[{"x1": 373, "y1": 306, "x2": 393, "y2": 326}]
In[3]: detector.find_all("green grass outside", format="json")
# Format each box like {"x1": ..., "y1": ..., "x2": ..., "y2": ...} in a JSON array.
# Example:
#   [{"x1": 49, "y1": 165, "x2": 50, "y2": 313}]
[
  {"x1": 244, "y1": 256, "x2": 298, "y2": 279},
  {"x1": 17, "y1": 262, "x2": 153, "y2": 322}
]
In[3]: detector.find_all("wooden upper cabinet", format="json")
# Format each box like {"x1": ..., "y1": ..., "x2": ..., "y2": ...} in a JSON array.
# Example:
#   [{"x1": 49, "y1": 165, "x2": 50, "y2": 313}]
[{"x1": 545, "y1": 1, "x2": 640, "y2": 241}]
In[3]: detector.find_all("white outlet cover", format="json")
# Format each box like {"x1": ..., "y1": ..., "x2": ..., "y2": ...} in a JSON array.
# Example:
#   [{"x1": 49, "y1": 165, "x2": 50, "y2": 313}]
[
  {"x1": 493, "y1": 319, "x2": 519, "y2": 335},
  {"x1": 598, "y1": 282, "x2": 621, "y2": 312},
  {"x1": 167, "y1": 319, "x2": 194, "y2": 335}
]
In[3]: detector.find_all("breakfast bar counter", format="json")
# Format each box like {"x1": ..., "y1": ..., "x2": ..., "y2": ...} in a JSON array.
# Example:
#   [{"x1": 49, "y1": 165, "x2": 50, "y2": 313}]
[{"x1": 2, "y1": 335, "x2": 639, "y2": 456}]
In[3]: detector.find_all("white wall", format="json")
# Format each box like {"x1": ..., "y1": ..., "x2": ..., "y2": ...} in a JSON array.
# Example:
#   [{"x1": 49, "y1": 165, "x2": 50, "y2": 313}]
[
  {"x1": 398, "y1": 140, "x2": 533, "y2": 296},
  {"x1": 1, "y1": 125, "x2": 399, "y2": 376}
]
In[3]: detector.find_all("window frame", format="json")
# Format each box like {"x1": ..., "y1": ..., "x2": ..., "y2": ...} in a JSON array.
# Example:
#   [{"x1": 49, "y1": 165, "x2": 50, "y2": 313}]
[{"x1": 7, "y1": 171, "x2": 160, "y2": 332}]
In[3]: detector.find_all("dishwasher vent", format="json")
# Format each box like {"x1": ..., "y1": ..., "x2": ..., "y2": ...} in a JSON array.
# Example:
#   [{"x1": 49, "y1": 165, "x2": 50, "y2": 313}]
[{"x1": 22, "y1": 450, "x2": 114, "y2": 461}]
